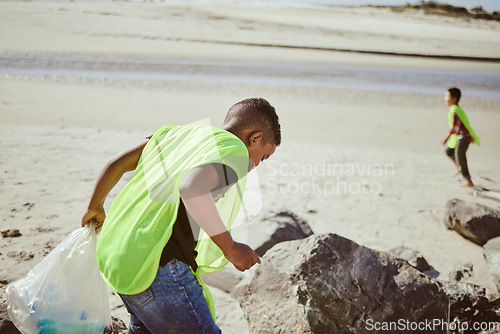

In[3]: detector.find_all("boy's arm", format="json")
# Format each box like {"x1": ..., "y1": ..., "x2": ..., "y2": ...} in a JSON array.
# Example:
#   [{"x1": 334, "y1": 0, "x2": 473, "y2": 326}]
[
  {"x1": 180, "y1": 164, "x2": 261, "y2": 272},
  {"x1": 442, "y1": 113, "x2": 458, "y2": 146},
  {"x1": 441, "y1": 133, "x2": 452, "y2": 146},
  {"x1": 82, "y1": 140, "x2": 148, "y2": 228}
]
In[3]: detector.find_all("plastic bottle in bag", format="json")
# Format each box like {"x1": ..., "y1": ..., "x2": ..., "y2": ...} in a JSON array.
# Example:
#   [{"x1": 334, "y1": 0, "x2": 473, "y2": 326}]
[{"x1": 6, "y1": 226, "x2": 112, "y2": 334}]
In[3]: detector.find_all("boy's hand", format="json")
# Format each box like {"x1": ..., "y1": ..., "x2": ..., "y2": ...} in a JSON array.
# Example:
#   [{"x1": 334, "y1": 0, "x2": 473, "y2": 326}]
[
  {"x1": 224, "y1": 241, "x2": 261, "y2": 272},
  {"x1": 81, "y1": 206, "x2": 106, "y2": 229},
  {"x1": 441, "y1": 133, "x2": 452, "y2": 146}
]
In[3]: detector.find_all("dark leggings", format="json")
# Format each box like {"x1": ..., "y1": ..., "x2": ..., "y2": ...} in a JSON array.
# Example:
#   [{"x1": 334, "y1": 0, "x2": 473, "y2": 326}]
[{"x1": 445, "y1": 137, "x2": 471, "y2": 180}]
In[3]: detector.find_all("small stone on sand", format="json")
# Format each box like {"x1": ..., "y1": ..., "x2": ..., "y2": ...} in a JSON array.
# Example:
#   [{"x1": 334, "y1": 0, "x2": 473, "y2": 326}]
[{"x1": 1, "y1": 229, "x2": 21, "y2": 238}]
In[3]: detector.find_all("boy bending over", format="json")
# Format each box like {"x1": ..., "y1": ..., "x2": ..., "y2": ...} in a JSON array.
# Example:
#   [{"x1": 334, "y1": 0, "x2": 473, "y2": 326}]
[{"x1": 82, "y1": 98, "x2": 281, "y2": 333}]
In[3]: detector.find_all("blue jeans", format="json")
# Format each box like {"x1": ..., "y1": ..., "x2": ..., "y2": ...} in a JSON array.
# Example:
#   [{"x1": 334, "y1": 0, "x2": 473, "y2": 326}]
[{"x1": 118, "y1": 258, "x2": 222, "y2": 334}]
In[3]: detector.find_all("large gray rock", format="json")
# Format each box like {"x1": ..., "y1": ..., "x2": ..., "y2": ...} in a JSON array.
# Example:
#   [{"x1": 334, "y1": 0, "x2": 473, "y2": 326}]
[
  {"x1": 444, "y1": 199, "x2": 500, "y2": 246},
  {"x1": 484, "y1": 237, "x2": 500, "y2": 291},
  {"x1": 233, "y1": 233, "x2": 449, "y2": 333},
  {"x1": 233, "y1": 233, "x2": 500, "y2": 334},
  {"x1": 440, "y1": 281, "x2": 500, "y2": 331},
  {"x1": 251, "y1": 211, "x2": 314, "y2": 257},
  {"x1": 232, "y1": 211, "x2": 314, "y2": 257}
]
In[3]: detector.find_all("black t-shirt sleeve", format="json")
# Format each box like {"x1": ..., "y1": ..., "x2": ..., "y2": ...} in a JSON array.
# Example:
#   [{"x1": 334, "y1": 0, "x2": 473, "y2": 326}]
[{"x1": 211, "y1": 163, "x2": 238, "y2": 190}]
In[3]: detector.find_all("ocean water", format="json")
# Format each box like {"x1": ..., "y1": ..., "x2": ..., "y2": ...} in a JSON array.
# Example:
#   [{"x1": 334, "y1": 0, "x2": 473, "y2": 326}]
[
  {"x1": 3, "y1": 1, "x2": 498, "y2": 97},
  {"x1": 1, "y1": 55, "x2": 499, "y2": 99}
]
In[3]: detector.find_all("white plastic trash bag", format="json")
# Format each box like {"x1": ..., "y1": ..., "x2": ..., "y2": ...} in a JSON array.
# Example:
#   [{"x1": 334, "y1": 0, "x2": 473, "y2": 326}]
[{"x1": 6, "y1": 226, "x2": 112, "y2": 334}]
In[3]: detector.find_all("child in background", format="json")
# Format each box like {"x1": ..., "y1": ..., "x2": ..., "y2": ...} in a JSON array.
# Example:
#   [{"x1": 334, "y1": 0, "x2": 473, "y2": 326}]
[{"x1": 441, "y1": 87, "x2": 480, "y2": 187}]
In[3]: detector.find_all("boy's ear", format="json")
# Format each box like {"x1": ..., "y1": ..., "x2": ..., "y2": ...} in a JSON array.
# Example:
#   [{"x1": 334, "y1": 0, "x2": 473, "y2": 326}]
[{"x1": 248, "y1": 131, "x2": 263, "y2": 146}]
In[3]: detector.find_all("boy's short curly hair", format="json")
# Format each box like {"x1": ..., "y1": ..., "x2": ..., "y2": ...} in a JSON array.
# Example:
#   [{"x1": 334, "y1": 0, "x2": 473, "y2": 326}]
[
  {"x1": 224, "y1": 98, "x2": 281, "y2": 146},
  {"x1": 448, "y1": 87, "x2": 461, "y2": 103}
]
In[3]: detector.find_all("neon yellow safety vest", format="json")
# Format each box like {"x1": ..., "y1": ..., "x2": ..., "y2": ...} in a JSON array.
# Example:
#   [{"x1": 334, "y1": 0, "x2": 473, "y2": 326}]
[
  {"x1": 447, "y1": 104, "x2": 480, "y2": 148},
  {"x1": 96, "y1": 124, "x2": 249, "y2": 320}
]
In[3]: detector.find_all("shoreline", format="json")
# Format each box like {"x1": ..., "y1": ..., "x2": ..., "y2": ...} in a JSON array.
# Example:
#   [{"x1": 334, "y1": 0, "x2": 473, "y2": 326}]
[
  {"x1": 3, "y1": 48, "x2": 500, "y2": 73},
  {"x1": 161, "y1": 37, "x2": 500, "y2": 63},
  {"x1": 1, "y1": 54, "x2": 499, "y2": 99}
]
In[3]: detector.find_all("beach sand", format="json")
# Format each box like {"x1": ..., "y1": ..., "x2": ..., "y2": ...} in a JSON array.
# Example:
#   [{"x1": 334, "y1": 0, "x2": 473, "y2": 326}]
[{"x1": 1, "y1": 1, "x2": 500, "y2": 333}]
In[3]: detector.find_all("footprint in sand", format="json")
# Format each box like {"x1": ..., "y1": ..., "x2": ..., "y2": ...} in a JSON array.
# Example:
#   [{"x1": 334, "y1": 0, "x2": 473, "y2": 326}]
[
  {"x1": 23, "y1": 202, "x2": 35, "y2": 210},
  {"x1": 34, "y1": 227, "x2": 55, "y2": 233},
  {"x1": 44, "y1": 241, "x2": 56, "y2": 253},
  {"x1": 7, "y1": 251, "x2": 34, "y2": 262}
]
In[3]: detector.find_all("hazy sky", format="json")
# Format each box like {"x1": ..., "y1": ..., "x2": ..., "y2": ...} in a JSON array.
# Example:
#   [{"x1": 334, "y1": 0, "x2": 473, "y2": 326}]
[{"x1": 178, "y1": 0, "x2": 500, "y2": 12}]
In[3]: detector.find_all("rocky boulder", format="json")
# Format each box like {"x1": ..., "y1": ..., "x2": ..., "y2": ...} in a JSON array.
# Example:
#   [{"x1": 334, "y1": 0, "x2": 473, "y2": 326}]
[
  {"x1": 240, "y1": 211, "x2": 314, "y2": 257},
  {"x1": 484, "y1": 237, "x2": 500, "y2": 291},
  {"x1": 444, "y1": 199, "x2": 500, "y2": 246},
  {"x1": 233, "y1": 233, "x2": 500, "y2": 334},
  {"x1": 233, "y1": 234, "x2": 449, "y2": 333},
  {"x1": 440, "y1": 281, "x2": 500, "y2": 330}
]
